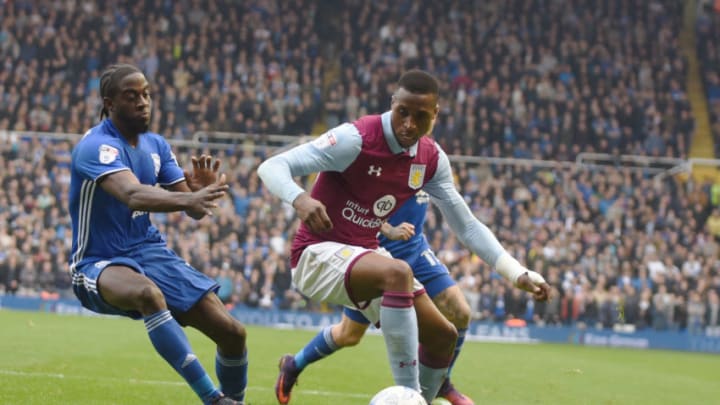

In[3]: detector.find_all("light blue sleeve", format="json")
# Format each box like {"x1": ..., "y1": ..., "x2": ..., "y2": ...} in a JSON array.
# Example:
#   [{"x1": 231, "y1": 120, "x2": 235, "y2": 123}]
[
  {"x1": 257, "y1": 123, "x2": 363, "y2": 204},
  {"x1": 73, "y1": 135, "x2": 129, "y2": 181},
  {"x1": 422, "y1": 144, "x2": 507, "y2": 266}
]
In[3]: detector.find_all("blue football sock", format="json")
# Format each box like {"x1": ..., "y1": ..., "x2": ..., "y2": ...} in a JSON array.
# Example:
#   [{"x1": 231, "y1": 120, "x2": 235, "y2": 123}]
[
  {"x1": 294, "y1": 326, "x2": 339, "y2": 370},
  {"x1": 216, "y1": 350, "x2": 248, "y2": 401},
  {"x1": 144, "y1": 310, "x2": 220, "y2": 403},
  {"x1": 447, "y1": 328, "x2": 467, "y2": 379}
]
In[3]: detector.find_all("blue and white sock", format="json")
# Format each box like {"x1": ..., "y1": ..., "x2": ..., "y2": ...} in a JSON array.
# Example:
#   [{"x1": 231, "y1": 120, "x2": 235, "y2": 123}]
[
  {"x1": 216, "y1": 350, "x2": 248, "y2": 401},
  {"x1": 144, "y1": 310, "x2": 220, "y2": 404},
  {"x1": 295, "y1": 326, "x2": 339, "y2": 370}
]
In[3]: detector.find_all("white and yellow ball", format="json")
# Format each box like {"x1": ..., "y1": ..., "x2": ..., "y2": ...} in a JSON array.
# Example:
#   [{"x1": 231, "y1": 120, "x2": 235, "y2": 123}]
[{"x1": 369, "y1": 386, "x2": 427, "y2": 405}]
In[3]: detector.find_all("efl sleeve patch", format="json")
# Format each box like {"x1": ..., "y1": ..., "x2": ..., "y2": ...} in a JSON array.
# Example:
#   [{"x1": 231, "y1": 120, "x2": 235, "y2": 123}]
[
  {"x1": 312, "y1": 131, "x2": 337, "y2": 149},
  {"x1": 98, "y1": 144, "x2": 120, "y2": 164}
]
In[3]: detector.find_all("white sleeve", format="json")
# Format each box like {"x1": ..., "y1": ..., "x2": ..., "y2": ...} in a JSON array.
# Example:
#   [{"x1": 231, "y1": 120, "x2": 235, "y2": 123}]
[{"x1": 257, "y1": 123, "x2": 362, "y2": 205}]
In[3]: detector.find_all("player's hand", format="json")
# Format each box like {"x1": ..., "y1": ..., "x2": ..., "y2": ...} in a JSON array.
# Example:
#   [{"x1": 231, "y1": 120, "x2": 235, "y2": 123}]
[
  {"x1": 382, "y1": 222, "x2": 415, "y2": 241},
  {"x1": 184, "y1": 155, "x2": 221, "y2": 191},
  {"x1": 293, "y1": 192, "x2": 333, "y2": 233},
  {"x1": 516, "y1": 271, "x2": 551, "y2": 302},
  {"x1": 188, "y1": 173, "x2": 228, "y2": 216}
]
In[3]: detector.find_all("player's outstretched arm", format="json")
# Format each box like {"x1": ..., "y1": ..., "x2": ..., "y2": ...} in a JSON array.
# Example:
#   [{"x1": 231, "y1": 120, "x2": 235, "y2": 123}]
[
  {"x1": 258, "y1": 123, "x2": 362, "y2": 232},
  {"x1": 99, "y1": 170, "x2": 228, "y2": 217},
  {"x1": 258, "y1": 123, "x2": 363, "y2": 205},
  {"x1": 423, "y1": 148, "x2": 551, "y2": 301}
]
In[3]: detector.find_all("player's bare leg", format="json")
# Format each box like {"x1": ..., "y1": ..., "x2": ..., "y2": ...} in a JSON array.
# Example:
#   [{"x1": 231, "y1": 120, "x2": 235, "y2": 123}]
[
  {"x1": 178, "y1": 293, "x2": 248, "y2": 403},
  {"x1": 98, "y1": 266, "x2": 237, "y2": 404},
  {"x1": 432, "y1": 285, "x2": 474, "y2": 405},
  {"x1": 97, "y1": 266, "x2": 167, "y2": 316}
]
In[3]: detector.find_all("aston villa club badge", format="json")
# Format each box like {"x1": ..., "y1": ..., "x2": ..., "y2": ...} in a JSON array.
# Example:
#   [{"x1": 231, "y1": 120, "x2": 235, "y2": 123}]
[{"x1": 408, "y1": 164, "x2": 426, "y2": 189}]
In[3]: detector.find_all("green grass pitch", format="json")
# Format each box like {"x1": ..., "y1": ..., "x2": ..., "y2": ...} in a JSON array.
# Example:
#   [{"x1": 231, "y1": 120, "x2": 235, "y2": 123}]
[{"x1": 0, "y1": 309, "x2": 718, "y2": 405}]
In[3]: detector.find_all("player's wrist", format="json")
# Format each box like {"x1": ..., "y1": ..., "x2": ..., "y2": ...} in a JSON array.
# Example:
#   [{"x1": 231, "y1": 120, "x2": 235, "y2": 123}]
[
  {"x1": 379, "y1": 223, "x2": 392, "y2": 237},
  {"x1": 494, "y1": 252, "x2": 526, "y2": 285},
  {"x1": 525, "y1": 270, "x2": 546, "y2": 285},
  {"x1": 291, "y1": 191, "x2": 309, "y2": 208}
]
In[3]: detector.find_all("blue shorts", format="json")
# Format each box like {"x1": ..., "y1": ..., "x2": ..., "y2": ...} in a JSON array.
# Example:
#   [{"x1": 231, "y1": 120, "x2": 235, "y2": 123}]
[
  {"x1": 72, "y1": 244, "x2": 218, "y2": 319},
  {"x1": 403, "y1": 245, "x2": 455, "y2": 298},
  {"x1": 344, "y1": 242, "x2": 455, "y2": 325}
]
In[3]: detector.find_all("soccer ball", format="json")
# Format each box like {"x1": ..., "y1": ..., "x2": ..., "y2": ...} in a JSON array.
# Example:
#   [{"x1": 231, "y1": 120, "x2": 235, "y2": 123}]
[{"x1": 369, "y1": 385, "x2": 427, "y2": 405}]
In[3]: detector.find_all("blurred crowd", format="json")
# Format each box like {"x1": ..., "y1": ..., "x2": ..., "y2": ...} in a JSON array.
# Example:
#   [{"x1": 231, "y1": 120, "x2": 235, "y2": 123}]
[
  {"x1": 3, "y1": 135, "x2": 720, "y2": 333},
  {"x1": 0, "y1": 0, "x2": 325, "y2": 137},
  {"x1": 2, "y1": 0, "x2": 720, "y2": 334},
  {"x1": 1, "y1": 0, "x2": 696, "y2": 157},
  {"x1": 697, "y1": 1, "x2": 720, "y2": 156},
  {"x1": 326, "y1": 0, "x2": 693, "y2": 159}
]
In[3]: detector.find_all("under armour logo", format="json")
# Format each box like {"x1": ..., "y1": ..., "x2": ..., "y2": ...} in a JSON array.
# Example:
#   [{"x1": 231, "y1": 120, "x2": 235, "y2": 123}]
[
  {"x1": 398, "y1": 360, "x2": 417, "y2": 368},
  {"x1": 368, "y1": 165, "x2": 382, "y2": 176}
]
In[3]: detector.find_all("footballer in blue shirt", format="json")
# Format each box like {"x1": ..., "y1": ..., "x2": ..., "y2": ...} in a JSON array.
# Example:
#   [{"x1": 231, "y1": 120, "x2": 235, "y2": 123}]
[{"x1": 69, "y1": 64, "x2": 246, "y2": 405}]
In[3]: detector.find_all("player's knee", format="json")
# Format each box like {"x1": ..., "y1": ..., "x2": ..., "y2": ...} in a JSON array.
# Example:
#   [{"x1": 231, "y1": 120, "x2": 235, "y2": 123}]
[
  {"x1": 422, "y1": 319, "x2": 457, "y2": 355},
  {"x1": 228, "y1": 319, "x2": 247, "y2": 341},
  {"x1": 452, "y1": 300, "x2": 472, "y2": 330},
  {"x1": 438, "y1": 320, "x2": 458, "y2": 345},
  {"x1": 226, "y1": 320, "x2": 247, "y2": 349},
  {"x1": 382, "y1": 260, "x2": 414, "y2": 291},
  {"x1": 136, "y1": 284, "x2": 166, "y2": 314}
]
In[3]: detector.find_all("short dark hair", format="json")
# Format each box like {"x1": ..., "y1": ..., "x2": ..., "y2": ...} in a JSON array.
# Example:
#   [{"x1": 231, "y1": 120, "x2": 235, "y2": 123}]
[
  {"x1": 397, "y1": 69, "x2": 439, "y2": 96},
  {"x1": 99, "y1": 64, "x2": 143, "y2": 119}
]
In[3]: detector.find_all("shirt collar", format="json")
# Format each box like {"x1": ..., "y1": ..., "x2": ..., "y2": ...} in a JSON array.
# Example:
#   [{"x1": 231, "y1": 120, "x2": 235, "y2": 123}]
[
  {"x1": 381, "y1": 111, "x2": 418, "y2": 157},
  {"x1": 102, "y1": 118, "x2": 142, "y2": 147},
  {"x1": 102, "y1": 118, "x2": 120, "y2": 137}
]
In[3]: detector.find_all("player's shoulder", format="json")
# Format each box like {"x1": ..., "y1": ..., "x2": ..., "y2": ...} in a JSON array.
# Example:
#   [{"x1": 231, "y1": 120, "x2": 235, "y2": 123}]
[
  {"x1": 419, "y1": 137, "x2": 442, "y2": 150},
  {"x1": 312, "y1": 122, "x2": 361, "y2": 149},
  {"x1": 351, "y1": 114, "x2": 383, "y2": 136},
  {"x1": 416, "y1": 137, "x2": 443, "y2": 160},
  {"x1": 75, "y1": 123, "x2": 120, "y2": 152},
  {"x1": 142, "y1": 131, "x2": 167, "y2": 143},
  {"x1": 141, "y1": 131, "x2": 171, "y2": 150}
]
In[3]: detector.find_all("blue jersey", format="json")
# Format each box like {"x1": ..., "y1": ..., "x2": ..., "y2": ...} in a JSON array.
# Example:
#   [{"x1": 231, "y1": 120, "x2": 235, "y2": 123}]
[
  {"x1": 378, "y1": 191, "x2": 430, "y2": 259},
  {"x1": 69, "y1": 119, "x2": 184, "y2": 271}
]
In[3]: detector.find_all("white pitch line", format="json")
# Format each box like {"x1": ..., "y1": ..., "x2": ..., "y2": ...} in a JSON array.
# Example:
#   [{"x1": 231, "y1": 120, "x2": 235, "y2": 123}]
[{"x1": 0, "y1": 369, "x2": 370, "y2": 399}]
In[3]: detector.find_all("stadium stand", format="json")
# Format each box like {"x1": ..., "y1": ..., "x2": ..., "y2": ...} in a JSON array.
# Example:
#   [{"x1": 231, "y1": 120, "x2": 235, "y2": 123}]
[
  {"x1": 697, "y1": 1, "x2": 720, "y2": 157},
  {"x1": 2, "y1": 0, "x2": 720, "y2": 334}
]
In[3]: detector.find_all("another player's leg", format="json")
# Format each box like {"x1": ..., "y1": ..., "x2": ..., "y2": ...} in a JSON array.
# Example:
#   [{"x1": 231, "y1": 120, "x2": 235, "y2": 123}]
[
  {"x1": 275, "y1": 310, "x2": 369, "y2": 404},
  {"x1": 411, "y1": 246, "x2": 474, "y2": 405},
  {"x1": 177, "y1": 293, "x2": 248, "y2": 404},
  {"x1": 414, "y1": 291, "x2": 458, "y2": 403},
  {"x1": 96, "y1": 265, "x2": 229, "y2": 404},
  {"x1": 348, "y1": 254, "x2": 422, "y2": 391},
  {"x1": 431, "y1": 285, "x2": 474, "y2": 405}
]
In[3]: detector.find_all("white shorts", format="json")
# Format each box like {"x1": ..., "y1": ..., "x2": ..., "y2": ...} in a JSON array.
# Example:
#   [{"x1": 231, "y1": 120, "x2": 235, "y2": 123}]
[{"x1": 292, "y1": 241, "x2": 423, "y2": 324}]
